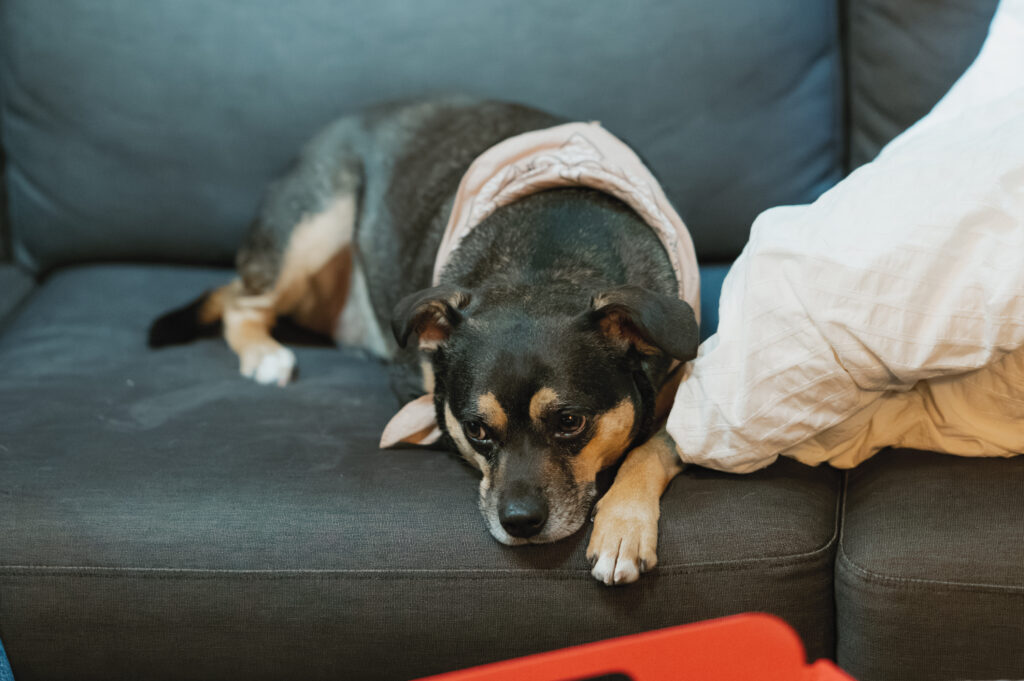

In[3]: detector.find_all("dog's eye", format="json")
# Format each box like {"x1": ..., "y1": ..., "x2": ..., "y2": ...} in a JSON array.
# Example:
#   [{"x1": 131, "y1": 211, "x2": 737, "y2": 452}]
[
  {"x1": 463, "y1": 420, "x2": 492, "y2": 443},
  {"x1": 554, "y1": 412, "x2": 587, "y2": 438}
]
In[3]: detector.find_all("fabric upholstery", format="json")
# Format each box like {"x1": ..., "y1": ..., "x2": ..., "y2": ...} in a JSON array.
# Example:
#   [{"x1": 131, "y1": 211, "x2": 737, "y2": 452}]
[
  {"x1": 0, "y1": 146, "x2": 8, "y2": 262},
  {"x1": 698, "y1": 263, "x2": 730, "y2": 341},
  {"x1": 0, "y1": 264, "x2": 32, "y2": 330},
  {"x1": 845, "y1": 0, "x2": 999, "y2": 168},
  {"x1": 836, "y1": 450, "x2": 1024, "y2": 681},
  {"x1": 0, "y1": 0, "x2": 842, "y2": 273},
  {"x1": 0, "y1": 265, "x2": 841, "y2": 681}
]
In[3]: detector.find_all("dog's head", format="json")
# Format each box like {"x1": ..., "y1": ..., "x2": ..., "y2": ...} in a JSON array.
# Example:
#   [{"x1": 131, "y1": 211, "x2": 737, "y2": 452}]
[{"x1": 393, "y1": 283, "x2": 698, "y2": 544}]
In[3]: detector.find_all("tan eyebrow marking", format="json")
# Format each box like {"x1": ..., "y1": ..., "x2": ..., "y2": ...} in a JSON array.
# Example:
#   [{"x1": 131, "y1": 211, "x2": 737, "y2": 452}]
[
  {"x1": 477, "y1": 392, "x2": 508, "y2": 431},
  {"x1": 528, "y1": 387, "x2": 560, "y2": 423}
]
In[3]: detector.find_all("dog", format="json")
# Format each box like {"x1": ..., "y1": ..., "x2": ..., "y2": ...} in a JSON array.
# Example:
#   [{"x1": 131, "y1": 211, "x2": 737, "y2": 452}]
[{"x1": 149, "y1": 96, "x2": 700, "y2": 585}]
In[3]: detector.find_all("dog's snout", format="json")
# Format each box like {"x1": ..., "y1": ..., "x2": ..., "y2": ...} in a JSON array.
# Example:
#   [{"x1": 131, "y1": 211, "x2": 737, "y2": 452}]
[{"x1": 498, "y1": 489, "x2": 548, "y2": 538}]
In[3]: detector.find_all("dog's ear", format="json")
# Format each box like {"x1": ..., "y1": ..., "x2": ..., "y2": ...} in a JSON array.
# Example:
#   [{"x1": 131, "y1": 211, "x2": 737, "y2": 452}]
[
  {"x1": 587, "y1": 285, "x2": 698, "y2": 362},
  {"x1": 392, "y1": 285, "x2": 472, "y2": 350}
]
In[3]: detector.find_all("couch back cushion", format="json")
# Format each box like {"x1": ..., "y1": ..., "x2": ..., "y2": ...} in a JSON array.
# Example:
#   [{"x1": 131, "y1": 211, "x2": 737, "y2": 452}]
[
  {"x1": 0, "y1": 0, "x2": 842, "y2": 273},
  {"x1": 845, "y1": 0, "x2": 999, "y2": 169}
]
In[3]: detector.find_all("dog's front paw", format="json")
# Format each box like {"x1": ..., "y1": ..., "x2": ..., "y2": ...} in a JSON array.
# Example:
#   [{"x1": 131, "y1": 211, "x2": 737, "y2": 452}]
[
  {"x1": 586, "y1": 495, "x2": 659, "y2": 586},
  {"x1": 240, "y1": 344, "x2": 296, "y2": 387}
]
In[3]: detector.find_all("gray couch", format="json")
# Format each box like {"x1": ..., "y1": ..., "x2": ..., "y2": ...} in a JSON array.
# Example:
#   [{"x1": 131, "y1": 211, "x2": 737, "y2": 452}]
[{"x1": 0, "y1": 2, "x2": 1020, "y2": 680}]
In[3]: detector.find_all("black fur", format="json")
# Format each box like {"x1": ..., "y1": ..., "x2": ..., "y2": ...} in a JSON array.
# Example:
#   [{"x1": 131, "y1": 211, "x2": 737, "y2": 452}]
[
  {"x1": 147, "y1": 291, "x2": 220, "y2": 348},
  {"x1": 396, "y1": 185, "x2": 696, "y2": 542},
  {"x1": 588, "y1": 284, "x2": 699, "y2": 362},
  {"x1": 391, "y1": 285, "x2": 472, "y2": 349},
  {"x1": 149, "y1": 97, "x2": 698, "y2": 544}
]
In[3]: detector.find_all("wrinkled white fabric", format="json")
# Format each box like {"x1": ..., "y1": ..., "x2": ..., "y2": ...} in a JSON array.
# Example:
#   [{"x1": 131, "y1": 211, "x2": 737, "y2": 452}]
[{"x1": 668, "y1": 0, "x2": 1024, "y2": 473}]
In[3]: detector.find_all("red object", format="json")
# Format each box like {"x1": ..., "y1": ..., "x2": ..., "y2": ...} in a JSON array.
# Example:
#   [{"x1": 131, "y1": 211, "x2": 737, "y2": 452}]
[{"x1": 415, "y1": 613, "x2": 855, "y2": 681}]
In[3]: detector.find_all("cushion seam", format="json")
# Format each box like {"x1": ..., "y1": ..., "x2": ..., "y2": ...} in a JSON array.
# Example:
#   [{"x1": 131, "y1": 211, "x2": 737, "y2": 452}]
[
  {"x1": 0, "y1": 542, "x2": 836, "y2": 581},
  {"x1": 836, "y1": 548, "x2": 1024, "y2": 594},
  {"x1": 838, "y1": 474, "x2": 1024, "y2": 593},
  {"x1": 0, "y1": 489, "x2": 842, "y2": 580}
]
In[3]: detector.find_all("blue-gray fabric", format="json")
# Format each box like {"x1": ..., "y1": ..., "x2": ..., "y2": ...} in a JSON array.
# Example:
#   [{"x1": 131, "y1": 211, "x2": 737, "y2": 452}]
[
  {"x1": 0, "y1": 265, "x2": 32, "y2": 331},
  {"x1": 0, "y1": 0, "x2": 842, "y2": 273},
  {"x1": 0, "y1": 265, "x2": 840, "y2": 680},
  {"x1": 0, "y1": 145, "x2": 8, "y2": 262},
  {"x1": 698, "y1": 263, "x2": 730, "y2": 341},
  {"x1": 836, "y1": 450, "x2": 1024, "y2": 681}
]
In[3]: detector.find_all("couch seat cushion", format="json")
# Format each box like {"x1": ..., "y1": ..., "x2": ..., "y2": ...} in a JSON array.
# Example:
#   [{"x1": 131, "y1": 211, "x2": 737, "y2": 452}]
[
  {"x1": 836, "y1": 449, "x2": 1024, "y2": 681},
  {"x1": 0, "y1": 265, "x2": 840, "y2": 681}
]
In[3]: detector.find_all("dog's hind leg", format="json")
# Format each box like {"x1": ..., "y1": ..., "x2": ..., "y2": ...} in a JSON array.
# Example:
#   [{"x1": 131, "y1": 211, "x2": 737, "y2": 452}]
[
  {"x1": 221, "y1": 281, "x2": 295, "y2": 386},
  {"x1": 227, "y1": 135, "x2": 365, "y2": 386}
]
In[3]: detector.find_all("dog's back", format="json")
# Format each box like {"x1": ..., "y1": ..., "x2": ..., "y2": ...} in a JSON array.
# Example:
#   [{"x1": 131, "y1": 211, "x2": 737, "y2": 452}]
[
  {"x1": 148, "y1": 98, "x2": 562, "y2": 379},
  {"x1": 346, "y1": 97, "x2": 566, "y2": 336},
  {"x1": 148, "y1": 97, "x2": 679, "y2": 393}
]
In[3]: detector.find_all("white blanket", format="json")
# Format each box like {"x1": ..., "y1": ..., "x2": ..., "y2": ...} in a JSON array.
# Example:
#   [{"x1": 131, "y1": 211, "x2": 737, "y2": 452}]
[{"x1": 668, "y1": 0, "x2": 1024, "y2": 473}]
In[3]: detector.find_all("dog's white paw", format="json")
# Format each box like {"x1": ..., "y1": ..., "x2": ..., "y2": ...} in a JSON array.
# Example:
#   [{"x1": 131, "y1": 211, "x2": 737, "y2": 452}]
[
  {"x1": 240, "y1": 345, "x2": 296, "y2": 387},
  {"x1": 586, "y1": 496, "x2": 659, "y2": 586}
]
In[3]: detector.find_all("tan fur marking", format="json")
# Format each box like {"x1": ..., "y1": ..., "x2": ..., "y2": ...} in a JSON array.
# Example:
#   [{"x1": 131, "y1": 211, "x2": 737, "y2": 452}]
[
  {"x1": 599, "y1": 311, "x2": 659, "y2": 355},
  {"x1": 272, "y1": 195, "x2": 357, "y2": 335},
  {"x1": 587, "y1": 430, "x2": 683, "y2": 585},
  {"x1": 197, "y1": 286, "x2": 229, "y2": 325},
  {"x1": 222, "y1": 290, "x2": 295, "y2": 385},
  {"x1": 418, "y1": 319, "x2": 448, "y2": 349},
  {"x1": 477, "y1": 392, "x2": 508, "y2": 432},
  {"x1": 421, "y1": 360, "x2": 436, "y2": 395},
  {"x1": 444, "y1": 401, "x2": 488, "y2": 474},
  {"x1": 223, "y1": 288, "x2": 276, "y2": 354},
  {"x1": 528, "y1": 387, "x2": 560, "y2": 423},
  {"x1": 415, "y1": 293, "x2": 469, "y2": 350},
  {"x1": 220, "y1": 194, "x2": 357, "y2": 382},
  {"x1": 600, "y1": 431, "x2": 681, "y2": 507},
  {"x1": 572, "y1": 399, "x2": 635, "y2": 483},
  {"x1": 283, "y1": 246, "x2": 352, "y2": 336},
  {"x1": 654, "y1": 364, "x2": 685, "y2": 423}
]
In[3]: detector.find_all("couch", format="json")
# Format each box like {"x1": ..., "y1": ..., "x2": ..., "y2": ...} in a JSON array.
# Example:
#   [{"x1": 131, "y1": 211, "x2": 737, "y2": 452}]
[{"x1": 0, "y1": 1, "x2": 1020, "y2": 680}]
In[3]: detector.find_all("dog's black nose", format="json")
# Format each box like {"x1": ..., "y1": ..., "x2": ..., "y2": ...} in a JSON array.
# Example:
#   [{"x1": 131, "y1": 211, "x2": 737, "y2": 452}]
[{"x1": 499, "y1": 493, "x2": 548, "y2": 538}]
